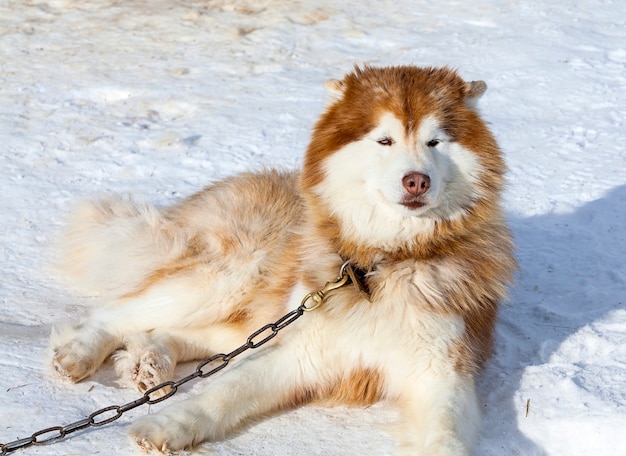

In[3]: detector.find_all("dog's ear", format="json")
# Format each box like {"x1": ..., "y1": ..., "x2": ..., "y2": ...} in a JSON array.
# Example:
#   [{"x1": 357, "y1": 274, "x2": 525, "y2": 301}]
[
  {"x1": 324, "y1": 78, "x2": 346, "y2": 104},
  {"x1": 464, "y1": 80, "x2": 487, "y2": 108}
]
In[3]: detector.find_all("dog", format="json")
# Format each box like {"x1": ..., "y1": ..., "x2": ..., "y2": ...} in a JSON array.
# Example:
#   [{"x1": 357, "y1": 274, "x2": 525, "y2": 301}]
[{"x1": 50, "y1": 65, "x2": 516, "y2": 455}]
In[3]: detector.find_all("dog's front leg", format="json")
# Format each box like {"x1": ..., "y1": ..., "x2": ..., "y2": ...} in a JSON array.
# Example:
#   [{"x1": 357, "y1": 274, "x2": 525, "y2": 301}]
[
  {"x1": 129, "y1": 339, "x2": 312, "y2": 453},
  {"x1": 394, "y1": 371, "x2": 481, "y2": 456}
]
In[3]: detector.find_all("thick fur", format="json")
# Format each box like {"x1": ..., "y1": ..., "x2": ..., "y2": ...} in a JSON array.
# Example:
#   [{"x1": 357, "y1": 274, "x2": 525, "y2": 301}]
[{"x1": 50, "y1": 65, "x2": 515, "y2": 455}]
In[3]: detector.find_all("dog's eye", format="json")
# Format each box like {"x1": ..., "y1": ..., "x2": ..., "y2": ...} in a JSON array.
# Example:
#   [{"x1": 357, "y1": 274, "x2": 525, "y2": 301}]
[
  {"x1": 376, "y1": 137, "x2": 394, "y2": 146},
  {"x1": 427, "y1": 139, "x2": 440, "y2": 148}
]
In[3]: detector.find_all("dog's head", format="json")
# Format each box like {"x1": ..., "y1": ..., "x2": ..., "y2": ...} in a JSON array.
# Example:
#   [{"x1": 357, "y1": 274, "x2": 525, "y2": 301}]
[{"x1": 301, "y1": 65, "x2": 506, "y2": 262}]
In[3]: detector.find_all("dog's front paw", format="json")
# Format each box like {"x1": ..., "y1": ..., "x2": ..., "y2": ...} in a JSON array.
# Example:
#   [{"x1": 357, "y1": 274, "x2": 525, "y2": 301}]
[
  {"x1": 130, "y1": 414, "x2": 180, "y2": 453},
  {"x1": 129, "y1": 407, "x2": 202, "y2": 453}
]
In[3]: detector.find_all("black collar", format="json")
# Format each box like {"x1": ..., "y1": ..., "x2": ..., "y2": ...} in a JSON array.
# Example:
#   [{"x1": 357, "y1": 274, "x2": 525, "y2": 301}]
[{"x1": 341, "y1": 262, "x2": 371, "y2": 300}]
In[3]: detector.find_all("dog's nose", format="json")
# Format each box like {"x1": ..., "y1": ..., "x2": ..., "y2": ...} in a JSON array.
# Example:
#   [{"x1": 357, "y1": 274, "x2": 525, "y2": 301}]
[{"x1": 402, "y1": 172, "x2": 430, "y2": 196}]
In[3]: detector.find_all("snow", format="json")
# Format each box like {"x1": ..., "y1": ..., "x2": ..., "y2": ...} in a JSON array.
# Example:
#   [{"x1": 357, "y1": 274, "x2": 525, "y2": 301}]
[{"x1": 1, "y1": 0, "x2": 625, "y2": 454}]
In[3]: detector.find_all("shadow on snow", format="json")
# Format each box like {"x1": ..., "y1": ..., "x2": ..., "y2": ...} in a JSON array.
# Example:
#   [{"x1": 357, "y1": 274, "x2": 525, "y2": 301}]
[{"x1": 477, "y1": 184, "x2": 626, "y2": 455}]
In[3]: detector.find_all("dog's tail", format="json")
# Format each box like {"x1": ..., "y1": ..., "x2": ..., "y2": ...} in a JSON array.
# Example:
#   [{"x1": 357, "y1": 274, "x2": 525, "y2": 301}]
[{"x1": 53, "y1": 196, "x2": 189, "y2": 299}]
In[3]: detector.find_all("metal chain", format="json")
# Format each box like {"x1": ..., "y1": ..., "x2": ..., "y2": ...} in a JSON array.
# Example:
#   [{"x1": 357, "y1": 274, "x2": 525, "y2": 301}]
[{"x1": 1, "y1": 263, "x2": 358, "y2": 455}]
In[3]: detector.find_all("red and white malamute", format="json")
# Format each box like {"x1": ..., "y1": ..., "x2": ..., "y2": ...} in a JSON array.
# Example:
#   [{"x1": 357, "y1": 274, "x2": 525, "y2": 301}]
[{"x1": 51, "y1": 65, "x2": 515, "y2": 455}]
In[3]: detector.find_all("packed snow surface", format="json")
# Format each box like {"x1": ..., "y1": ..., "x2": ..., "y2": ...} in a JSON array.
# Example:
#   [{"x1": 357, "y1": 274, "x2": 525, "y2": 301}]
[{"x1": 1, "y1": 0, "x2": 625, "y2": 455}]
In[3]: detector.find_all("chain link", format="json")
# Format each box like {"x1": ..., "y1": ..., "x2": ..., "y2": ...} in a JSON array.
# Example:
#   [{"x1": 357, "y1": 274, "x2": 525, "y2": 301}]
[{"x1": 1, "y1": 264, "x2": 359, "y2": 455}]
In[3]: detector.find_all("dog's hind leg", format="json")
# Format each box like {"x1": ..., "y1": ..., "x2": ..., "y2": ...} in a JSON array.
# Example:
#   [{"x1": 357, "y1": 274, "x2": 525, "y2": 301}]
[
  {"x1": 50, "y1": 253, "x2": 291, "y2": 385},
  {"x1": 113, "y1": 327, "x2": 240, "y2": 395},
  {"x1": 51, "y1": 171, "x2": 301, "y2": 384},
  {"x1": 113, "y1": 332, "x2": 180, "y2": 395},
  {"x1": 50, "y1": 274, "x2": 227, "y2": 389},
  {"x1": 50, "y1": 321, "x2": 121, "y2": 382}
]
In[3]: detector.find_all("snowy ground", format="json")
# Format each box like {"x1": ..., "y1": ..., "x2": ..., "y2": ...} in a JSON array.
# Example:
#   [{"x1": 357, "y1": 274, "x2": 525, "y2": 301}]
[{"x1": 1, "y1": 0, "x2": 625, "y2": 454}]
